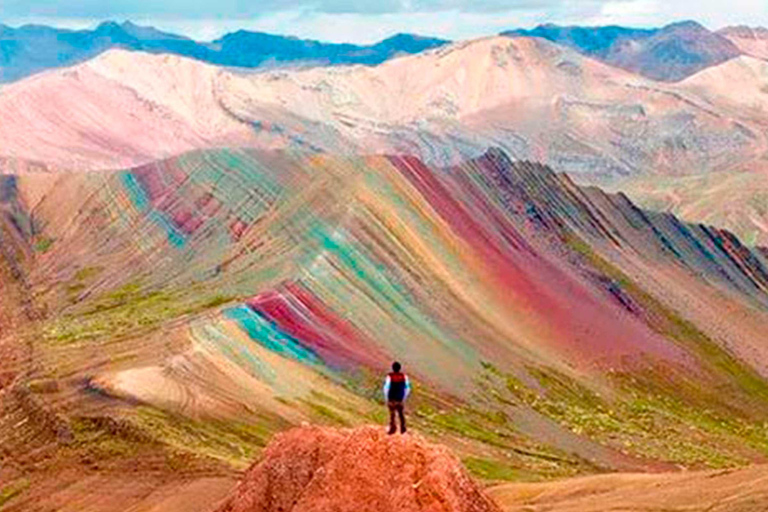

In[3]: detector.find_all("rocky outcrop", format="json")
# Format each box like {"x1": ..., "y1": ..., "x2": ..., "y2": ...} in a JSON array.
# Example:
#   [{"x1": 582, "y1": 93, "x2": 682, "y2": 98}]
[{"x1": 215, "y1": 426, "x2": 501, "y2": 512}]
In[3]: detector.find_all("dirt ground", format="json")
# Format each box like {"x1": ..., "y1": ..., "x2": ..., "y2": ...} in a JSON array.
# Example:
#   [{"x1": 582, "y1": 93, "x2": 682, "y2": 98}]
[
  {"x1": 6, "y1": 449, "x2": 768, "y2": 511},
  {"x1": 2, "y1": 471, "x2": 236, "y2": 512},
  {"x1": 487, "y1": 464, "x2": 768, "y2": 512}
]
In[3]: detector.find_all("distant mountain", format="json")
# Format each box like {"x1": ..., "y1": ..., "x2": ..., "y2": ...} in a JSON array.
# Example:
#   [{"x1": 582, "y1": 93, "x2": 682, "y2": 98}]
[
  {"x1": 0, "y1": 50, "x2": 262, "y2": 169},
  {"x1": 5, "y1": 37, "x2": 762, "y2": 181},
  {"x1": 502, "y1": 23, "x2": 657, "y2": 59},
  {"x1": 503, "y1": 20, "x2": 742, "y2": 81},
  {"x1": 0, "y1": 20, "x2": 449, "y2": 83},
  {"x1": 718, "y1": 25, "x2": 768, "y2": 60},
  {"x1": 207, "y1": 31, "x2": 448, "y2": 67}
]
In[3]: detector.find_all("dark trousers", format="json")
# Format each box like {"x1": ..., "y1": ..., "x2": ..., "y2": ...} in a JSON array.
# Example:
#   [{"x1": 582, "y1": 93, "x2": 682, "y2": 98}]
[{"x1": 388, "y1": 400, "x2": 406, "y2": 434}]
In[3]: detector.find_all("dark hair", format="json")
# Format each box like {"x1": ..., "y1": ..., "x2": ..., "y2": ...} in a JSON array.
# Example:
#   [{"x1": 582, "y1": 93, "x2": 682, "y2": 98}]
[{"x1": 392, "y1": 361, "x2": 401, "y2": 372}]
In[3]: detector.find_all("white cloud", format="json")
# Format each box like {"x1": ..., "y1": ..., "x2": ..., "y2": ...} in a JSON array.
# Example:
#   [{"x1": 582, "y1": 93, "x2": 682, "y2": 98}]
[
  {"x1": 583, "y1": 0, "x2": 768, "y2": 29},
  {"x1": 600, "y1": 0, "x2": 659, "y2": 20},
  {"x1": 3, "y1": 0, "x2": 767, "y2": 43}
]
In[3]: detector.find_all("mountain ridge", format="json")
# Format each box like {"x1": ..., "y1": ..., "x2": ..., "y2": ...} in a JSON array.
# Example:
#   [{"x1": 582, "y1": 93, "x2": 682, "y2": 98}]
[
  {"x1": 3, "y1": 19, "x2": 766, "y2": 85},
  {"x1": 0, "y1": 20, "x2": 449, "y2": 83},
  {"x1": 718, "y1": 25, "x2": 768, "y2": 60},
  {"x1": 503, "y1": 20, "x2": 743, "y2": 81},
  {"x1": 6, "y1": 146, "x2": 768, "y2": 507}
]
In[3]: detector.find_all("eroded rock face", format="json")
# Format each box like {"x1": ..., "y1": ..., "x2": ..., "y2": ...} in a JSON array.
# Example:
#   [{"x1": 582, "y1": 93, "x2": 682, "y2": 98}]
[{"x1": 215, "y1": 425, "x2": 501, "y2": 512}]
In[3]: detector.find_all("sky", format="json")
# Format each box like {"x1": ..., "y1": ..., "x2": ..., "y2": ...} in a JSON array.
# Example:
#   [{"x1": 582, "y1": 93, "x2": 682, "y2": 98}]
[{"x1": 2, "y1": 0, "x2": 766, "y2": 43}]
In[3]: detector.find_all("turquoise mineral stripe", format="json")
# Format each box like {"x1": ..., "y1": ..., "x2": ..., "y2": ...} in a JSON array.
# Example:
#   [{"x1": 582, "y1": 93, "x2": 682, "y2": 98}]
[
  {"x1": 121, "y1": 171, "x2": 150, "y2": 212},
  {"x1": 308, "y1": 222, "x2": 477, "y2": 363},
  {"x1": 310, "y1": 222, "x2": 416, "y2": 320},
  {"x1": 121, "y1": 171, "x2": 186, "y2": 248},
  {"x1": 148, "y1": 211, "x2": 186, "y2": 248},
  {"x1": 224, "y1": 305, "x2": 321, "y2": 365}
]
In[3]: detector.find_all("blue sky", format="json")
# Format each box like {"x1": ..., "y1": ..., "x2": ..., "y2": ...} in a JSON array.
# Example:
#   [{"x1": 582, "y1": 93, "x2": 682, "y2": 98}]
[{"x1": 2, "y1": 0, "x2": 766, "y2": 42}]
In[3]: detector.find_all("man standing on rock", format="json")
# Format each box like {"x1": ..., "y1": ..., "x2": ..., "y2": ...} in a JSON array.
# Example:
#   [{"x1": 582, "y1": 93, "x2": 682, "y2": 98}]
[{"x1": 383, "y1": 361, "x2": 411, "y2": 434}]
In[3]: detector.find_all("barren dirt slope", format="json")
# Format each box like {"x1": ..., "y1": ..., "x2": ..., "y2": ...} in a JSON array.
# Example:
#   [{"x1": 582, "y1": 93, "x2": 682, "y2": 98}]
[{"x1": 489, "y1": 465, "x2": 768, "y2": 512}]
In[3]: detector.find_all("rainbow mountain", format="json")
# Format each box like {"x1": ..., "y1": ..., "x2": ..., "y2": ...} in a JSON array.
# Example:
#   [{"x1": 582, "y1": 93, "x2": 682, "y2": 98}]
[{"x1": 4, "y1": 146, "x2": 768, "y2": 507}]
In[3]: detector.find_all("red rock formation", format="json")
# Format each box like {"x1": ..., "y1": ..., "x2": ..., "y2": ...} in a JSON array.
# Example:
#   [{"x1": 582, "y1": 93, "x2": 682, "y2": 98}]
[{"x1": 215, "y1": 426, "x2": 501, "y2": 512}]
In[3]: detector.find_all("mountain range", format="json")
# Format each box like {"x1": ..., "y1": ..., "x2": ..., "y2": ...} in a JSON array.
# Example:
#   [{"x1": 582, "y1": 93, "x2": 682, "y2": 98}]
[
  {"x1": 2, "y1": 33, "x2": 767, "y2": 243},
  {"x1": 0, "y1": 20, "x2": 448, "y2": 83},
  {"x1": 503, "y1": 20, "x2": 743, "y2": 81},
  {"x1": 2, "y1": 19, "x2": 767, "y2": 84},
  {"x1": 3, "y1": 17, "x2": 768, "y2": 511},
  {"x1": 6, "y1": 144, "x2": 768, "y2": 508}
]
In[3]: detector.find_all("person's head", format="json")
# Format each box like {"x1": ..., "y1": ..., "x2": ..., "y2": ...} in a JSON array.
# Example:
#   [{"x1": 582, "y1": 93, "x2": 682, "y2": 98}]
[{"x1": 392, "y1": 361, "x2": 401, "y2": 373}]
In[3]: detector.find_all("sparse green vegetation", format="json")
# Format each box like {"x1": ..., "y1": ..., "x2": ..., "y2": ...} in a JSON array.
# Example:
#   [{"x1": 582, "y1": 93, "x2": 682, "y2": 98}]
[
  {"x1": 41, "y1": 280, "x2": 236, "y2": 345},
  {"x1": 419, "y1": 406, "x2": 513, "y2": 449},
  {"x1": 74, "y1": 266, "x2": 104, "y2": 281},
  {"x1": 463, "y1": 457, "x2": 536, "y2": 482},
  {"x1": 67, "y1": 415, "x2": 153, "y2": 463},
  {"x1": 306, "y1": 402, "x2": 352, "y2": 426},
  {"x1": 129, "y1": 406, "x2": 288, "y2": 468},
  {"x1": 0, "y1": 479, "x2": 29, "y2": 507},
  {"x1": 566, "y1": 232, "x2": 768, "y2": 411},
  {"x1": 491, "y1": 362, "x2": 768, "y2": 469},
  {"x1": 303, "y1": 391, "x2": 360, "y2": 426},
  {"x1": 33, "y1": 237, "x2": 54, "y2": 253},
  {"x1": 406, "y1": 383, "x2": 591, "y2": 481},
  {"x1": 202, "y1": 294, "x2": 235, "y2": 309}
]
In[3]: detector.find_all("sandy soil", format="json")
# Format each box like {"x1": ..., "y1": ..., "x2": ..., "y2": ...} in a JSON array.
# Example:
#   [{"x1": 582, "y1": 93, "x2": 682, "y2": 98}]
[{"x1": 488, "y1": 465, "x2": 768, "y2": 512}]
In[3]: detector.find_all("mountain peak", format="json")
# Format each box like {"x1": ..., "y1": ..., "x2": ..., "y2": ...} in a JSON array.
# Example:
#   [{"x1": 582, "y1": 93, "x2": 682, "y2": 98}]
[
  {"x1": 378, "y1": 32, "x2": 447, "y2": 43},
  {"x1": 372, "y1": 32, "x2": 449, "y2": 55},
  {"x1": 94, "y1": 20, "x2": 187, "y2": 41},
  {"x1": 662, "y1": 20, "x2": 708, "y2": 32},
  {"x1": 94, "y1": 20, "x2": 123, "y2": 33}
]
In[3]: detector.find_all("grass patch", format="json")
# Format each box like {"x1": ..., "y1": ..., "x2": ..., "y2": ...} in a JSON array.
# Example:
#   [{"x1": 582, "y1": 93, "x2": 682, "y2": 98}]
[
  {"x1": 130, "y1": 406, "x2": 289, "y2": 468},
  {"x1": 33, "y1": 237, "x2": 54, "y2": 253},
  {"x1": 202, "y1": 294, "x2": 236, "y2": 309},
  {"x1": 306, "y1": 402, "x2": 352, "y2": 426},
  {"x1": 493, "y1": 362, "x2": 768, "y2": 468},
  {"x1": 419, "y1": 406, "x2": 514, "y2": 449},
  {"x1": 74, "y1": 266, "x2": 103, "y2": 281},
  {"x1": 67, "y1": 415, "x2": 154, "y2": 463},
  {"x1": 463, "y1": 457, "x2": 537, "y2": 482},
  {"x1": 41, "y1": 280, "x2": 237, "y2": 345},
  {"x1": 566, "y1": 232, "x2": 768, "y2": 413},
  {"x1": 0, "y1": 479, "x2": 29, "y2": 507},
  {"x1": 410, "y1": 387, "x2": 589, "y2": 480}
]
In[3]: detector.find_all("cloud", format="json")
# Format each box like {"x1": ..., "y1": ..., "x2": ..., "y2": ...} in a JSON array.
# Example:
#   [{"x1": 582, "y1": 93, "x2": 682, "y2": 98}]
[
  {"x1": 578, "y1": 0, "x2": 768, "y2": 29},
  {"x1": 2, "y1": 0, "x2": 766, "y2": 43},
  {"x1": 599, "y1": 0, "x2": 659, "y2": 20},
  {"x1": 1, "y1": 0, "x2": 584, "y2": 18},
  {"x1": 111, "y1": 6, "x2": 603, "y2": 43}
]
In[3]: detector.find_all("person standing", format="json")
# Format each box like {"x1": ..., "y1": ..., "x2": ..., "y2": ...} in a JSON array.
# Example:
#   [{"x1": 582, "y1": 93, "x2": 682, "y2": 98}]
[{"x1": 383, "y1": 361, "x2": 411, "y2": 434}]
